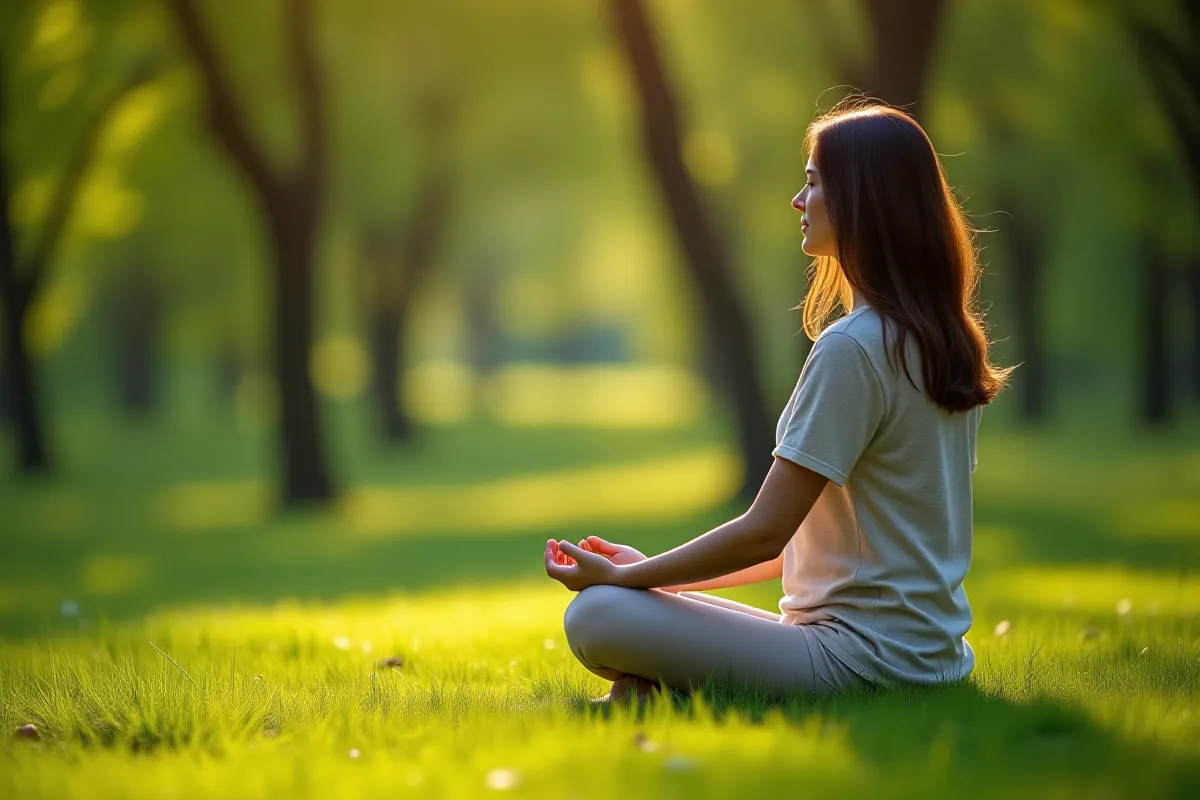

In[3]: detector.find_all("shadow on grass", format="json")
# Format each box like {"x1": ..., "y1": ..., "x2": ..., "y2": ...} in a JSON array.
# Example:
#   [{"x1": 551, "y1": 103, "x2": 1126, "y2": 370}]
[
  {"x1": 973, "y1": 499, "x2": 1200, "y2": 575},
  {"x1": 586, "y1": 680, "x2": 1200, "y2": 795}
]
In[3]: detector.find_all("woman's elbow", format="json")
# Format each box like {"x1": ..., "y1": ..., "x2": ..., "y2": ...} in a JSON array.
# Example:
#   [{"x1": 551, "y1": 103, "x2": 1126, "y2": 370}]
[{"x1": 748, "y1": 526, "x2": 791, "y2": 564}]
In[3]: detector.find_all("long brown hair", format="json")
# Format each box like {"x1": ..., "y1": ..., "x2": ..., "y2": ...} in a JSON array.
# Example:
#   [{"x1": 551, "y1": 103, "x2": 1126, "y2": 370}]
[{"x1": 801, "y1": 100, "x2": 1011, "y2": 413}]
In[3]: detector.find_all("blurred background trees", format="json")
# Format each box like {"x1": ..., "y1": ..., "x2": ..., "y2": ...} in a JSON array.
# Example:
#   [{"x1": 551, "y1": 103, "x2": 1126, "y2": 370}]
[{"x1": 2, "y1": 0, "x2": 1198, "y2": 511}]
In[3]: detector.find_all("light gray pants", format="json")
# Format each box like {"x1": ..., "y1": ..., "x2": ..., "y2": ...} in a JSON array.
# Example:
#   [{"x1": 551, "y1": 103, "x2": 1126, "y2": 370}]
[{"x1": 563, "y1": 585, "x2": 866, "y2": 698}]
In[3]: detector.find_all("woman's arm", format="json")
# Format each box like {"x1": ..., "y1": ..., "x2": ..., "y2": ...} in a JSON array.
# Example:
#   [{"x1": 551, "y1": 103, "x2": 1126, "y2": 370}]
[
  {"x1": 660, "y1": 551, "x2": 784, "y2": 593},
  {"x1": 613, "y1": 457, "x2": 827, "y2": 591}
]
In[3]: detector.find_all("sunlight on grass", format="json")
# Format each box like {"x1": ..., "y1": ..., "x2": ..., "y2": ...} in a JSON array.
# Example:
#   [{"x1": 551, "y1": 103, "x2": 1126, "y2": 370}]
[
  {"x1": 2, "y1": 578, "x2": 1197, "y2": 798},
  {"x1": 1114, "y1": 500, "x2": 1200, "y2": 540},
  {"x1": 161, "y1": 482, "x2": 268, "y2": 529},
  {"x1": 971, "y1": 565, "x2": 1199, "y2": 616},
  {"x1": 486, "y1": 364, "x2": 708, "y2": 429},
  {"x1": 161, "y1": 448, "x2": 741, "y2": 535},
  {"x1": 406, "y1": 362, "x2": 709, "y2": 428},
  {"x1": 6, "y1": 427, "x2": 1200, "y2": 797},
  {"x1": 341, "y1": 448, "x2": 740, "y2": 538}
]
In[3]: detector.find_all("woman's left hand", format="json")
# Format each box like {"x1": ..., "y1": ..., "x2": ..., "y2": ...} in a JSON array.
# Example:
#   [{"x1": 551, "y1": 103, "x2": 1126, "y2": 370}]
[{"x1": 544, "y1": 539, "x2": 622, "y2": 592}]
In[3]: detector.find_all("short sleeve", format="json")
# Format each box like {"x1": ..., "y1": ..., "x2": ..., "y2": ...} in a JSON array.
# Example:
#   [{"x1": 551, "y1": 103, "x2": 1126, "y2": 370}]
[
  {"x1": 772, "y1": 332, "x2": 885, "y2": 487},
  {"x1": 972, "y1": 405, "x2": 982, "y2": 473}
]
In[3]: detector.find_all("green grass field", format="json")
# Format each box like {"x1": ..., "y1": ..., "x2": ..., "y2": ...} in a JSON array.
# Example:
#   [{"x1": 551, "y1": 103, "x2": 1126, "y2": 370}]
[{"x1": 2, "y1": 414, "x2": 1199, "y2": 798}]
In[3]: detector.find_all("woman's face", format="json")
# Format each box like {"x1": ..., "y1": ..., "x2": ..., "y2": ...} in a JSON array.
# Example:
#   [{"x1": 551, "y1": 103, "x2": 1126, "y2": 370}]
[{"x1": 792, "y1": 159, "x2": 835, "y2": 258}]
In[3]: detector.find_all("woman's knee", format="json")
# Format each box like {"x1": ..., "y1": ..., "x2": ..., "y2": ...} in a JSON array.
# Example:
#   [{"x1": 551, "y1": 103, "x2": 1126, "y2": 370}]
[{"x1": 563, "y1": 584, "x2": 634, "y2": 652}]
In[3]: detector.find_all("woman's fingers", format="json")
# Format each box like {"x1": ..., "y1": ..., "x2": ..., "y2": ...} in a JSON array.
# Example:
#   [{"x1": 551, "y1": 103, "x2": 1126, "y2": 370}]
[
  {"x1": 556, "y1": 540, "x2": 592, "y2": 561},
  {"x1": 545, "y1": 544, "x2": 576, "y2": 580},
  {"x1": 587, "y1": 536, "x2": 618, "y2": 555}
]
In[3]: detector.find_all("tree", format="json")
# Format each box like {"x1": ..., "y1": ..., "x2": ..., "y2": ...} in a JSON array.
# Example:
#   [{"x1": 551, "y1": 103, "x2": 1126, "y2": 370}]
[
  {"x1": 1126, "y1": 0, "x2": 1200, "y2": 404},
  {"x1": 808, "y1": 0, "x2": 947, "y2": 121},
  {"x1": 362, "y1": 121, "x2": 453, "y2": 443},
  {"x1": 607, "y1": 0, "x2": 774, "y2": 501},
  {"x1": 107, "y1": 255, "x2": 164, "y2": 419},
  {"x1": 0, "y1": 61, "x2": 146, "y2": 473},
  {"x1": 168, "y1": 0, "x2": 335, "y2": 505}
]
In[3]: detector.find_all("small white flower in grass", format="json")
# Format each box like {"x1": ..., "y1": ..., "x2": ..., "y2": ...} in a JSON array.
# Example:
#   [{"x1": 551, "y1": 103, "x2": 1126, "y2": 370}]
[
  {"x1": 543, "y1": 639, "x2": 556, "y2": 650},
  {"x1": 348, "y1": 748, "x2": 361, "y2": 760},
  {"x1": 333, "y1": 636, "x2": 351, "y2": 650},
  {"x1": 994, "y1": 620, "x2": 1011, "y2": 637},
  {"x1": 60, "y1": 599, "x2": 79, "y2": 617},
  {"x1": 1116, "y1": 598, "x2": 1133, "y2": 616},
  {"x1": 486, "y1": 768, "x2": 521, "y2": 790}
]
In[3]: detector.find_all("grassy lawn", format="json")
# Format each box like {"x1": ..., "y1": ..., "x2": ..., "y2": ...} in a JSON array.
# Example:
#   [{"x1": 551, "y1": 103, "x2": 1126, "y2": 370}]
[{"x1": 1, "y1": 414, "x2": 1199, "y2": 797}]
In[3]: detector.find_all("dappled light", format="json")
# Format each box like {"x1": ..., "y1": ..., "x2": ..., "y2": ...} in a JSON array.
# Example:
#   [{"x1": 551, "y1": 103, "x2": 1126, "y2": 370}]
[{"x1": 2, "y1": 0, "x2": 1199, "y2": 796}]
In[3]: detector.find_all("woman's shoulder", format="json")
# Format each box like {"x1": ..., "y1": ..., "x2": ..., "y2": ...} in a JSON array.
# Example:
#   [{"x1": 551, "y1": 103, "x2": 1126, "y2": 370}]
[{"x1": 818, "y1": 306, "x2": 886, "y2": 355}]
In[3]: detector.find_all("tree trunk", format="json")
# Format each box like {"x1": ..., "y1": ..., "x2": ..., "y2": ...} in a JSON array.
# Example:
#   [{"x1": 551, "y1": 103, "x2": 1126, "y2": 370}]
[
  {"x1": 367, "y1": 159, "x2": 451, "y2": 443},
  {"x1": 214, "y1": 341, "x2": 242, "y2": 411},
  {"x1": 0, "y1": 285, "x2": 50, "y2": 472},
  {"x1": 0, "y1": 147, "x2": 50, "y2": 472},
  {"x1": 268, "y1": 198, "x2": 334, "y2": 504},
  {"x1": 171, "y1": 0, "x2": 335, "y2": 507},
  {"x1": 862, "y1": 0, "x2": 946, "y2": 119},
  {"x1": 463, "y1": 254, "x2": 505, "y2": 412},
  {"x1": 369, "y1": 302, "x2": 412, "y2": 442},
  {"x1": 1140, "y1": 241, "x2": 1171, "y2": 424},
  {"x1": 609, "y1": 0, "x2": 773, "y2": 501},
  {"x1": 1188, "y1": 260, "x2": 1200, "y2": 403},
  {"x1": 113, "y1": 269, "x2": 162, "y2": 418},
  {"x1": 1002, "y1": 195, "x2": 1047, "y2": 422}
]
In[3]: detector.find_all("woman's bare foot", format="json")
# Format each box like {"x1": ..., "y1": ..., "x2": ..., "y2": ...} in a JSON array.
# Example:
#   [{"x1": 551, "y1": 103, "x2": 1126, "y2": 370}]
[{"x1": 590, "y1": 673, "x2": 660, "y2": 707}]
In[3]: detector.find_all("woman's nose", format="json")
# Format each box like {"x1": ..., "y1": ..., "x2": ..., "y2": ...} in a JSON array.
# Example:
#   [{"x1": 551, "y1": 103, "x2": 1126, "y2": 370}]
[{"x1": 792, "y1": 192, "x2": 804, "y2": 211}]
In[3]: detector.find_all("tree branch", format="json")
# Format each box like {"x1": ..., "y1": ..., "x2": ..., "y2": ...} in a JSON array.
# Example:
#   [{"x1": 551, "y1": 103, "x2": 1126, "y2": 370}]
[
  {"x1": 168, "y1": 0, "x2": 277, "y2": 201},
  {"x1": 24, "y1": 71, "x2": 149, "y2": 295},
  {"x1": 0, "y1": 58, "x2": 23, "y2": 312},
  {"x1": 285, "y1": 0, "x2": 325, "y2": 195},
  {"x1": 1129, "y1": 20, "x2": 1200, "y2": 200},
  {"x1": 1130, "y1": 19, "x2": 1200, "y2": 107},
  {"x1": 1184, "y1": 0, "x2": 1200, "y2": 56},
  {"x1": 610, "y1": 0, "x2": 684, "y2": 160}
]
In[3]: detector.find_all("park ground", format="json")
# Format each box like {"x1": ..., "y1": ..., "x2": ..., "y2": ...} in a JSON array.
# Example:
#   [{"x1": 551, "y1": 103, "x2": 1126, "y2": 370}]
[{"x1": 1, "y1": 411, "x2": 1199, "y2": 798}]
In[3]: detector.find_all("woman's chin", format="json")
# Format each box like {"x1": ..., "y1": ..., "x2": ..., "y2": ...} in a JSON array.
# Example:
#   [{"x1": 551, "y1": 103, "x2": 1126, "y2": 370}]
[{"x1": 801, "y1": 237, "x2": 829, "y2": 258}]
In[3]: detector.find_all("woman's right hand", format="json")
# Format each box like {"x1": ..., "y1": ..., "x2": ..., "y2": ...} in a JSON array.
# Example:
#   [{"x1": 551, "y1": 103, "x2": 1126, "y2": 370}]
[{"x1": 578, "y1": 536, "x2": 647, "y2": 565}]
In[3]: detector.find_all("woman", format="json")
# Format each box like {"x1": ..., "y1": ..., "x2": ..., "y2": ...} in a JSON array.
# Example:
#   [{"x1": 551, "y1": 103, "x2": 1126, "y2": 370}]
[{"x1": 544, "y1": 100, "x2": 1011, "y2": 705}]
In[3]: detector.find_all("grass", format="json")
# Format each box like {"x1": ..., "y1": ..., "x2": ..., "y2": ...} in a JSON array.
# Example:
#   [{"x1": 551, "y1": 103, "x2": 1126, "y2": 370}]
[{"x1": 1, "y1": 410, "x2": 1199, "y2": 798}]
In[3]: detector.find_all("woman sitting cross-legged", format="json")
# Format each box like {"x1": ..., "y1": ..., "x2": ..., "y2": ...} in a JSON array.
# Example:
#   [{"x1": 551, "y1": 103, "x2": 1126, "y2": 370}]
[{"x1": 543, "y1": 99, "x2": 1011, "y2": 706}]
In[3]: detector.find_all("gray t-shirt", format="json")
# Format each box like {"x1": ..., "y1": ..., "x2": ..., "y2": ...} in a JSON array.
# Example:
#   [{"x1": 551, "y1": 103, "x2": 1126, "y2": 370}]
[{"x1": 772, "y1": 304, "x2": 981, "y2": 686}]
